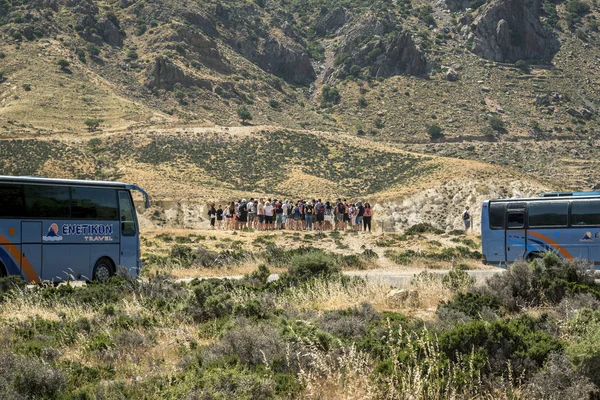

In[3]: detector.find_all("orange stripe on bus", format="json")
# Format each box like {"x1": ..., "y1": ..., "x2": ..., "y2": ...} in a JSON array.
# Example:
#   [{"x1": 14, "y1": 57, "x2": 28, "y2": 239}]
[
  {"x1": 527, "y1": 231, "x2": 574, "y2": 260},
  {"x1": 0, "y1": 235, "x2": 40, "y2": 283}
]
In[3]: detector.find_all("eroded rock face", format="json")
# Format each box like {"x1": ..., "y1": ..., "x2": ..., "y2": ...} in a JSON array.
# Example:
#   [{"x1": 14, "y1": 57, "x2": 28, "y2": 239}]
[
  {"x1": 372, "y1": 33, "x2": 428, "y2": 77},
  {"x1": 146, "y1": 56, "x2": 212, "y2": 90},
  {"x1": 315, "y1": 7, "x2": 350, "y2": 35},
  {"x1": 97, "y1": 18, "x2": 123, "y2": 47},
  {"x1": 233, "y1": 36, "x2": 316, "y2": 85},
  {"x1": 471, "y1": 0, "x2": 559, "y2": 63}
]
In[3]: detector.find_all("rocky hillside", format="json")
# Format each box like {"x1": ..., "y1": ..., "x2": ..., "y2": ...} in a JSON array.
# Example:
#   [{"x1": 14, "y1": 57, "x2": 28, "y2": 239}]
[{"x1": 0, "y1": 0, "x2": 599, "y2": 141}]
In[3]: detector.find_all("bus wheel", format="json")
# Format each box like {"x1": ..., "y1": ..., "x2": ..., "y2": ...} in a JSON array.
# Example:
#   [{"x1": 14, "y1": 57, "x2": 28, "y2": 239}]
[
  {"x1": 0, "y1": 262, "x2": 6, "y2": 278},
  {"x1": 526, "y1": 253, "x2": 541, "y2": 262},
  {"x1": 93, "y1": 258, "x2": 114, "y2": 281}
]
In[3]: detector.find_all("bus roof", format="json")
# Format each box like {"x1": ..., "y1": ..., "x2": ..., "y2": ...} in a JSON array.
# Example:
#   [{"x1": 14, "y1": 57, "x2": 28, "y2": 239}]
[
  {"x1": 486, "y1": 195, "x2": 600, "y2": 204},
  {"x1": 0, "y1": 175, "x2": 130, "y2": 188}
]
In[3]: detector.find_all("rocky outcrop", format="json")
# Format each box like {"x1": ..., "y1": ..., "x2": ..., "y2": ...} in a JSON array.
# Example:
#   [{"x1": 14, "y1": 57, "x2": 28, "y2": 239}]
[
  {"x1": 181, "y1": 11, "x2": 217, "y2": 36},
  {"x1": 146, "y1": 56, "x2": 212, "y2": 91},
  {"x1": 471, "y1": 0, "x2": 560, "y2": 63},
  {"x1": 315, "y1": 7, "x2": 350, "y2": 35},
  {"x1": 371, "y1": 33, "x2": 428, "y2": 77},
  {"x1": 445, "y1": 0, "x2": 470, "y2": 11},
  {"x1": 232, "y1": 36, "x2": 316, "y2": 85},
  {"x1": 96, "y1": 17, "x2": 123, "y2": 47}
]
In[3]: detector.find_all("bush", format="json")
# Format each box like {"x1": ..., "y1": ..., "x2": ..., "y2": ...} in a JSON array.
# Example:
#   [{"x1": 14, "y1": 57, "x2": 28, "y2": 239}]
[
  {"x1": 0, "y1": 275, "x2": 26, "y2": 301},
  {"x1": 268, "y1": 98, "x2": 280, "y2": 109},
  {"x1": 0, "y1": 353, "x2": 66, "y2": 398},
  {"x1": 237, "y1": 105, "x2": 252, "y2": 123},
  {"x1": 405, "y1": 223, "x2": 444, "y2": 235},
  {"x1": 203, "y1": 319, "x2": 284, "y2": 368},
  {"x1": 84, "y1": 119, "x2": 102, "y2": 132},
  {"x1": 515, "y1": 59, "x2": 530, "y2": 73},
  {"x1": 57, "y1": 59, "x2": 70, "y2": 70},
  {"x1": 489, "y1": 116, "x2": 506, "y2": 132},
  {"x1": 524, "y1": 353, "x2": 598, "y2": 399},
  {"x1": 439, "y1": 315, "x2": 562, "y2": 377},
  {"x1": 438, "y1": 292, "x2": 500, "y2": 319},
  {"x1": 482, "y1": 254, "x2": 599, "y2": 312},
  {"x1": 566, "y1": 308, "x2": 600, "y2": 385},
  {"x1": 357, "y1": 96, "x2": 368, "y2": 108},
  {"x1": 321, "y1": 85, "x2": 341, "y2": 106},
  {"x1": 170, "y1": 244, "x2": 195, "y2": 266},
  {"x1": 127, "y1": 49, "x2": 138, "y2": 60},
  {"x1": 287, "y1": 251, "x2": 341, "y2": 282},
  {"x1": 427, "y1": 124, "x2": 443, "y2": 140},
  {"x1": 188, "y1": 279, "x2": 234, "y2": 321},
  {"x1": 76, "y1": 48, "x2": 86, "y2": 63},
  {"x1": 566, "y1": 0, "x2": 590, "y2": 16},
  {"x1": 87, "y1": 44, "x2": 100, "y2": 56},
  {"x1": 319, "y1": 303, "x2": 380, "y2": 339}
]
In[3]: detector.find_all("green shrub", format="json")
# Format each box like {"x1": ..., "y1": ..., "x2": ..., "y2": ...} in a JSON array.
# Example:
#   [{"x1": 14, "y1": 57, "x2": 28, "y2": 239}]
[
  {"x1": 489, "y1": 116, "x2": 506, "y2": 132},
  {"x1": 287, "y1": 250, "x2": 341, "y2": 282},
  {"x1": 438, "y1": 292, "x2": 501, "y2": 319},
  {"x1": 439, "y1": 315, "x2": 562, "y2": 377},
  {"x1": 269, "y1": 98, "x2": 279, "y2": 109},
  {"x1": 319, "y1": 303, "x2": 380, "y2": 339},
  {"x1": 358, "y1": 96, "x2": 368, "y2": 108},
  {"x1": 406, "y1": 223, "x2": 444, "y2": 235},
  {"x1": 57, "y1": 59, "x2": 70, "y2": 70},
  {"x1": 515, "y1": 59, "x2": 530, "y2": 73},
  {"x1": 565, "y1": 308, "x2": 600, "y2": 386},
  {"x1": 0, "y1": 353, "x2": 66, "y2": 398},
  {"x1": 237, "y1": 105, "x2": 252, "y2": 123},
  {"x1": 87, "y1": 43, "x2": 100, "y2": 56},
  {"x1": 321, "y1": 85, "x2": 341, "y2": 106},
  {"x1": 427, "y1": 124, "x2": 443, "y2": 140},
  {"x1": 188, "y1": 279, "x2": 234, "y2": 321},
  {"x1": 0, "y1": 275, "x2": 26, "y2": 301}
]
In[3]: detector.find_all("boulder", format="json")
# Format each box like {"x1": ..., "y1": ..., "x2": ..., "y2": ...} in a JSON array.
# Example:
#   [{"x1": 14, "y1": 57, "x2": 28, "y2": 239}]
[
  {"x1": 315, "y1": 7, "x2": 350, "y2": 35},
  {"x1": 387, "y1": 289, "x2": 419, "y2": 305},
  {"x1": 181, "y1": 11, "x2": 217, "y2": 36},
  {"x1": 97, "y1": 17, "x2": 123, "y2": 47},
  {"x1": 471, "y1": 0, "x2": 560, "y2": 63},
  {"x1": 445, "y1": 0, "x2": 470, "y2": 11},
  {"x1": 446, "y1": 68, "x2": 460, "y2": 81},
  {"x1": 146, "y1": 56, "x2": 212, "y2": 91}
]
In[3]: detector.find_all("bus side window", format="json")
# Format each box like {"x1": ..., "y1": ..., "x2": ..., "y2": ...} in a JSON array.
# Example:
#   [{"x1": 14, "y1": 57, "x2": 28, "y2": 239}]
[
  {"x1": 571, "y1": 200, "x2": 600, "y2": 226},
  {"x1": 118, "y1": 192, "x2": 136, "y2": 236},
  {"x1": 0, "y1": 184, "x2": 24, "y2": 217},
  {"x1": 507, "y1": 213, "x2": 525, "y2": 229},
  {"x1": 489, "y1": 203, "x2": 506, "y2": 229}
]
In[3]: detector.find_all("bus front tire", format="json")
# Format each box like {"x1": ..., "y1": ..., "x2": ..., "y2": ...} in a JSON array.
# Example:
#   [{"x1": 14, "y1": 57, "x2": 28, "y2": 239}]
[
  {"x1": 0, "y1": 262, "x2": 7, "y2": 278},
  {"x1": 93, "y1": 257, "x2": 114, "y2": 281}
]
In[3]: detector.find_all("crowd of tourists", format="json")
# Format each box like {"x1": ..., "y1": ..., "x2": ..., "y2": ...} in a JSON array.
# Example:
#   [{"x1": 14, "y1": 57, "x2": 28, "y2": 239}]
[{"x1": 207, "y1": 198, "x2": 374, "y2": 232}]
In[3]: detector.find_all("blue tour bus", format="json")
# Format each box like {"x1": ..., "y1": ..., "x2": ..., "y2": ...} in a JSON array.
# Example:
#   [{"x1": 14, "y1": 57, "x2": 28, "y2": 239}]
[
  {"x1": 0, "y1": 176, "x2": 150, "y2": 282},
  {"x1": 481, "y1": 194, "x2": 600, "y2": 267}
]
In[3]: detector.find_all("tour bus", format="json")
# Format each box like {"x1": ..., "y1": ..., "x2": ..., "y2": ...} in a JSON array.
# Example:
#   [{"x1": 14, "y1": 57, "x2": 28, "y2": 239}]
[
  {"x1": 481, "y1": 194, "x2": 600, "y2": 267},
  {"x1": 0, "y1": 176, "x2": 150, "y2": 282}
]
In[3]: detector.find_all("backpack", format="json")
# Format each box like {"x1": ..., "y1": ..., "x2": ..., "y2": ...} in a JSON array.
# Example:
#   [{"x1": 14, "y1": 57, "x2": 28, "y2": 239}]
[{"x1": 463, "y1": 211, "x2": 470, "y2": 220}]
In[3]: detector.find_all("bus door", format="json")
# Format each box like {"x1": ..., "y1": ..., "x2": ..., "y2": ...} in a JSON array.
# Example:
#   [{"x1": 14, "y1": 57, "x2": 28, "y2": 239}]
[
  {"x1": 21, "y1": 221, "x2": 42, "y2": 282},
  {"x1": 118, "y1": 191, "x2": 138, "y2": 274},
  {"x1": 506, "y1": 210, "x2": 527, "y2": 262}
]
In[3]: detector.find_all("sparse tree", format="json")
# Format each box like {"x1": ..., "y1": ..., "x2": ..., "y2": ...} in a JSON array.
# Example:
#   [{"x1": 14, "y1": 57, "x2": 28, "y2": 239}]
[
  {"x1": 57, "y1": 59, "x2": 70, "y2": 71},
  {"x1": 237, "y1": 106, "x2": 252, "y2": 123},
  {"x1": 427, "y1": 124, "x2": 443, "y2": 140},
  {"x1": 84, "y1": 119, "x2": 102, "y2": 132}
]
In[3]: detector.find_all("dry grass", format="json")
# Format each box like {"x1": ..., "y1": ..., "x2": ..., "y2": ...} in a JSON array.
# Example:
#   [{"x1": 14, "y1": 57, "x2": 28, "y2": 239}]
[{"x1": 271, "y1": 271, "x2": 460, "y2": 317}]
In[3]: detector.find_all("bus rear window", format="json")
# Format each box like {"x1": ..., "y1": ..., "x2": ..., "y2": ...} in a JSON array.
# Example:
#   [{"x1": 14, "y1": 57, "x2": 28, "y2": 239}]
[
  {"x1": 489, "y1": 203, "x2": 506, "y2": 229},
  {"x1": 71, "y1": 187, "x2": 118, "y2": 220},
  {"x1": 0, "y1": 184, "x2": 24, "y2": 217},
  {"x1": 528, "y1": 202, "x2": 568, "y2": 228},
  {"x1": 571, "y1": 200, "x2": 600, "y2": 226}
]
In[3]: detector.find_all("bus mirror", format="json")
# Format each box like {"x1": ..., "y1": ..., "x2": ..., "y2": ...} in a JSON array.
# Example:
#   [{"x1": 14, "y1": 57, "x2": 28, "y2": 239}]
[{"x1": 126, "y1": 184, "x2": 151, "y2": 209}]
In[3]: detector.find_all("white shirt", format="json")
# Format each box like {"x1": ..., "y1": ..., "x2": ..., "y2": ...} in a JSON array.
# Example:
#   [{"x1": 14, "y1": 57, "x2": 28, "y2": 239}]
[
  {"x1": 264, "y1": 205, "x2": 274, "y2": 216},
  {"x1": 248, "y1": 201, "x2": 254, "y2": 213},
  {"x1": 282, "y1": 203, "x2": 289, "y2": 214},
  {"x1": 257, "y1": 203, "x2": 264, "y2": 215}
]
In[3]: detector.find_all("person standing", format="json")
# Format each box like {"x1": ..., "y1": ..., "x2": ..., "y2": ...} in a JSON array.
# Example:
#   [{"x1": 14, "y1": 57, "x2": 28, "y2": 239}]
[
  {"x1": 216, "y1": 205, "x2": 224, "y2": 230},
  {"x1": 256, "y1": 198, "x2": 265, "y2": 230},
  {"x1": 305, "y1": 201, "x2": 314, "y2": 231},
  {"x1": 208, "y1": 204, "x2": 217, "y2": 230},
  {"x1": 462, "y1": 206, "x2": 471, "y2": 234},
  {"x1": 355, "y1": 201, "x2": 364, "y2": 231},
  {"x1": 363, "y1": 202, "x2": 373, "y2": 232},
  {"x1": 336, "y1": 198, "x2": 346, "y2": 231},
  {"x1": 247, "y1": 198, "x2": 255, "y2": 228},
  {"x1": 282, "y1": 200, "x2": 289, "y2": 230},
  {"x1": 264, "y1": 201, "x2": 274, "y2": 230}
]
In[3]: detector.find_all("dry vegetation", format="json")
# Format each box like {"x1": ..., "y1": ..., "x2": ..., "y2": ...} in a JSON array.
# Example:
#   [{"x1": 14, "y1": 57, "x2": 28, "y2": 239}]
[{"x1": 2, "y1": 248, "x2": 600, "y2": 399}]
